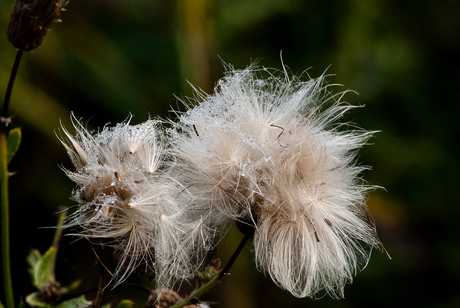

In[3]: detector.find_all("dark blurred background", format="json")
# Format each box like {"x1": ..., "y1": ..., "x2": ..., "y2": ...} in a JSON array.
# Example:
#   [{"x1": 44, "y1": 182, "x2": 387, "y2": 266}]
[{"x1": 1, "y1": 0, "x2": 459, "y2": 307}]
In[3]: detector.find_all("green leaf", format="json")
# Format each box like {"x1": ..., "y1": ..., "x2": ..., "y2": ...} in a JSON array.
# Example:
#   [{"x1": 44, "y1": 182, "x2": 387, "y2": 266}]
[
  {"x1": 102, "y1": 300, "x2": 134, "y2": 308},
  {"x1": 56, "y1": 295, "x2": 92, "y2": 308},
  {"x1": 116, "y1": 300, "x2": 134, "y2": 308},
  {"x1": 25, "y1": 292, "x2": 46, "y2": 308},
  {"x1": 60, "y1": 279, "x2": 82, "y2": 295},
  {"x1": 26, "y1": 292, "x2": 92, "y2": 308},
  {"x1": 7, "y1": 127, "x2": 21, "y2": 163},
  {"x1": 27, "y1": 246, "x2": 57, "y2": 289},
  {"x1": 27, "y1": 249, "x2": 43, "y2": 289},
  {"x1": 37, "y1": 246, "x2": 57, "y2": 287},
  {"x1": 27, "y1": 249, "x2": 41, "y2": 270}
]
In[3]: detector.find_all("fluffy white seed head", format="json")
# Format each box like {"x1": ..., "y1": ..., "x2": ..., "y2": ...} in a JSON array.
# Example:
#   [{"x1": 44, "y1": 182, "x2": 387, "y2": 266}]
[
  {"x1": 169, "y1": 65, "x2": 380, "y2": 298},
  {"x1": 59, "y1": 114, "x2": 207, "y2": 288}
]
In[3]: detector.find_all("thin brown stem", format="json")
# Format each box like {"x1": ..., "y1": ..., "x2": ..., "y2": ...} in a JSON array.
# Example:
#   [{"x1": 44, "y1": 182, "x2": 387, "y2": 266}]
[
  {"x1": 2, "y1": 50, "x2": 23, "y2": 118},
  {"x1": 170, "y1": 233, "x2": 250, "y2": 308},
  {"x1": 93, "y1": 259, "x2": 108, "y2": 308},
  {"x1": 91, "y1": 243, "x2": 111, "y2": 308},
  {"x1": 218, "y1": 233, "x2": 250, "y2": 279}
]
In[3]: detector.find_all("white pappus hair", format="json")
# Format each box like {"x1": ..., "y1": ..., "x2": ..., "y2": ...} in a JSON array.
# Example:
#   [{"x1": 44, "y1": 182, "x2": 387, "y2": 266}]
[
  {"x1": 169, "y1": 64, "x2": 382, "y2": 298},
  {"x1": 59, "y1": 115, "x2": 214, "y2": 289}
]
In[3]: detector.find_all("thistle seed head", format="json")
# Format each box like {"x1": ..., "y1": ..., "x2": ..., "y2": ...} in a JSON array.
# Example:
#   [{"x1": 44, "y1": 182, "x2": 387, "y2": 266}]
[
  {"x1": 60, "y1": 115, "x2": 179, "y2": 286},
  {"x1": 169, "y1": 64, "x2": 381, "y2": 298}
]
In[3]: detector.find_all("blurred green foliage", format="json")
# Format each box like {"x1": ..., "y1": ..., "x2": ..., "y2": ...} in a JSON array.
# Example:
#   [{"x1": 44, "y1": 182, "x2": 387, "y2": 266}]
[{"x1": 1, "y1": 0, "x2": 459, "y2": 307}]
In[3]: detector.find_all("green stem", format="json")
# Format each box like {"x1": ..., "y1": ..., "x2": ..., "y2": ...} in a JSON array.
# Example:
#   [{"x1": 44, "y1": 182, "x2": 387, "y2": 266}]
[
  {"x1": 52, "y1": 208, "x2": 67, "y2": 249},
  {"x1": 50, "y1": 209, "x2": 68, "y2": 279},
  {"x1": 1, "y1": 127, "x2": 14, "y2": 308},
  {"x1": 1, "y1": 49, "x2": 23, "y2": 308},
  {"x1": 170, "y1": 234, "x2": 250, "y2": 308}
]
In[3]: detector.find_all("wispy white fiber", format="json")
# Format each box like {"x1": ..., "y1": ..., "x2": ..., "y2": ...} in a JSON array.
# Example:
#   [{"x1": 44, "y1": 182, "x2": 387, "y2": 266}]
[
  {"x1": 60, "y1": 62, "x2": 382, "y2": 299},
  {"x1": 169, "y1": 64, "x2": 381, "y2": 298},
  {"x1": 59, "y1": 115, "x2": 204, "y2": 288}
]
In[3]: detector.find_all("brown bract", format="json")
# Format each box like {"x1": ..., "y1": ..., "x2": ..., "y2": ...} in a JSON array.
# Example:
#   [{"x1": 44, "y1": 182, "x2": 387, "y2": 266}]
[{"x1": 7, "y1": 0, "x2": 68, "y2": 51}]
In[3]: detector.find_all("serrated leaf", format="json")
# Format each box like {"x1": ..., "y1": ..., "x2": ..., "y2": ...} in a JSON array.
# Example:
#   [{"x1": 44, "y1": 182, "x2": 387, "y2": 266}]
[
  {"x1": 27, "y1": 249, "x2": 44, "y2": 289},
  {"x1": 25, "y1": 292, "x2": 46, "y2": 308},
  {"x1": 7, "y1": 127, "x2": 21, "y2": 163},
  {"x1": 27, "y1": 246, "x2": 57, "y2": 289},
  {"x1": 36, "y1": 246, "x2": 57, "y2": 288},
  {"x1": 26, "y1": 292, "x2": 91, "y2": 308},
  {"x1": 27, "y1": 249, "x2": 42, "y2": 271}
]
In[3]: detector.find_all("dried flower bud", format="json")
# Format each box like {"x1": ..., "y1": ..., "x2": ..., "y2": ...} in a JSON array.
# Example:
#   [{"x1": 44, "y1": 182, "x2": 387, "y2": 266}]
[
  {"x1": 38, "y1": 281, "x2": 61, "y2": 303},
  {"x1": 147, "y1": 289, "x2": 211, "y2": 308},
  {"x1": 147, "y1": 289, "x2": 182, "y2": 308},
  {"x1": 7, "y1": 0, "x2": 68, "y2": 51}
]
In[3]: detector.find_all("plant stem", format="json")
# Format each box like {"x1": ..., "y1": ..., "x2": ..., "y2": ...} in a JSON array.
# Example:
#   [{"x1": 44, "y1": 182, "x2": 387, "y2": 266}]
[
  {"x1": 50, "y1": 209, "x2": 68, "y2": 280},
  {"x1": 170, "y1": 234, "x2": 250, "y2": 308},
  {"x1": 3, "y1": 50, "x2": 23, "y2": 118},
  {"x1": 218, "y1": 233, "x2": 250, "y2": 279},
  {"x1": 52, "y1": 208, "x2": 67, "y2": 249},
  {"x1": 0, "y1": 127, "x2": 14, "y2": 308},
  {"x1": 1, "y1": 49, "x2": 23, "y2": 308},
  {"x1": 92, "y1": 244, "x2": 109, "y2": 308},
  {"x1": 93, "y1": 267, "x2": 107, "y2": 308}
]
